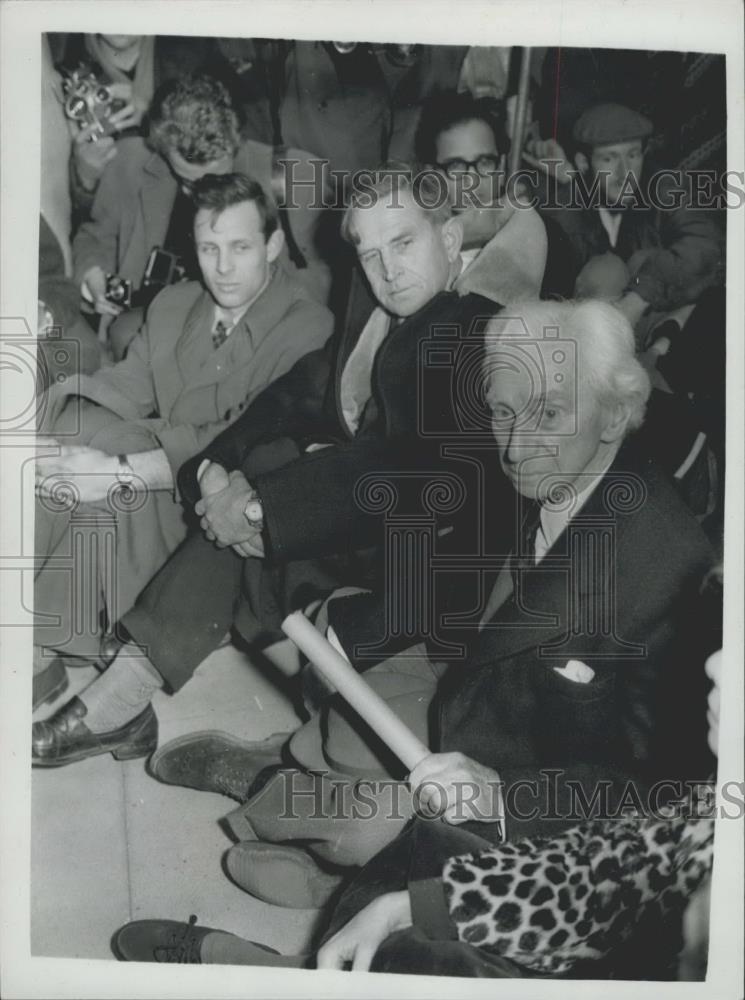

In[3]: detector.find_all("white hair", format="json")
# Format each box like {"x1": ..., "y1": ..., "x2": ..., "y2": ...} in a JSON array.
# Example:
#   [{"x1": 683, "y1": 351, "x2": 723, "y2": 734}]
[{"x1": 484, "y1": 299, "x2": 651, "y2": 433}]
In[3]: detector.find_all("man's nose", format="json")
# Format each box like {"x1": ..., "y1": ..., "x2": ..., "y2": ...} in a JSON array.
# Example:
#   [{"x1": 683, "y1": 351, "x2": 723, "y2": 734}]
[
  {"x1": 615, "y1": 157, "x2": 632, "y2": 180},
  {"x1": 501, "y1": 427, "x2": 542, "y2": 466},
  {"x1": 380, "y1": 249, "x2": 400, "y2": 283},
  {"x1": 216, "y1": 250, "x2": 233, "y2": 274},
  {"x1": 495, "y1": 424, "x2": 519, "y2": 464}
]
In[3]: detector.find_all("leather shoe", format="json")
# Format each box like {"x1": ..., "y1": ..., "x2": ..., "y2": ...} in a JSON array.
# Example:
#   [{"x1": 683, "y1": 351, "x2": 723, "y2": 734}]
[
  {"x1": 148, "y1": 730, "x2": 288, "y2": 802},
  {"x1": 33, "y1": 658, "x2": 69, "y2": 711},
  {"x1": 225, "y1": 841, "x2": 344, "y2": 909},
  {"x1": 32, "y1": 697, "x2": 157, "y2": 767},
  {"x1": 113, "y1": 914, "x2": 287, "y2": 964}
]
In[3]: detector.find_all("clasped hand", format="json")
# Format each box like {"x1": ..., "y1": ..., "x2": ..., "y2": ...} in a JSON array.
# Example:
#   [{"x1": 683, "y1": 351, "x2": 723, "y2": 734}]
[{"x1": 195, "y1": 462, "x2": 265, "y2": 558}]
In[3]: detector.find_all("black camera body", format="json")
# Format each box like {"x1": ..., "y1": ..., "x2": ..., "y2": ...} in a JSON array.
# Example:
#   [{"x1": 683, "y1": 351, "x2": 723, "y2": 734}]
[{"x1": 142, "y1": 247, "x2": 186, "y2": 295}]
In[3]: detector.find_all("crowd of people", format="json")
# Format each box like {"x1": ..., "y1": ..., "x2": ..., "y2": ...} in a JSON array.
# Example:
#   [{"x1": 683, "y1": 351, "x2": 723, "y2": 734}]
[{"x1": 33, "y1": 35, "x2": 728, "y2": 979}]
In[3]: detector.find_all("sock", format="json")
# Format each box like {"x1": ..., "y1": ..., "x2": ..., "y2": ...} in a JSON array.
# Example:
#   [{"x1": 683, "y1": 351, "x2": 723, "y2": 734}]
[
  {"x1": 200, "y1": 931, "x2": 309, "y2": 967},
  {"x1": 79, "y1": 643, "x2": 163, "y2": 733}
]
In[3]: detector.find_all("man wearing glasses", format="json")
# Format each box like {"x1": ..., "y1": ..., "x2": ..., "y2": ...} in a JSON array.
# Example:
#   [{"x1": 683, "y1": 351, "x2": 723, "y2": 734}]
[{"x1": 415, "y1": 90, "x2": 574, "y2": 300}]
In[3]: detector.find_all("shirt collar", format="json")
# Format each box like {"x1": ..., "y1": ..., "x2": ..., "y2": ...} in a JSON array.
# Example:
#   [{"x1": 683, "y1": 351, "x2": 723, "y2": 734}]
[
  {"x1": 537, "y1": 450, "x2": 619, "y2": 558},
  {"x1": 598, "y1": 207, "x2": 623, "y2": 248},
  {"x1": 210, "y1": 263, "x2": 288, "y2": 349}
]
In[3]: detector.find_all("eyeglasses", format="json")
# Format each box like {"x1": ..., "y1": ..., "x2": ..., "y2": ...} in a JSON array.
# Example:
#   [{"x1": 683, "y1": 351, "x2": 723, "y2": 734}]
[{"x1": 437, "y1": 155, "x2": 501, "y2": 178}]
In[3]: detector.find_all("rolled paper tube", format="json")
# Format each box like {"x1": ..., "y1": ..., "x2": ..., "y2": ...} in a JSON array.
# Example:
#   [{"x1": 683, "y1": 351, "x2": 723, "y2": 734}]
[{"x1": 282, "y1": 611, "x2": 431, "y2": 772}]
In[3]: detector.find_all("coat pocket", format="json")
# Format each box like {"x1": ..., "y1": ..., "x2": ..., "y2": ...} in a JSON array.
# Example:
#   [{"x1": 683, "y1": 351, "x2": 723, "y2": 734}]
[
  {"x1": 533, "y1": 660, "x2": 618, "y2": 759},
  {"x1": 537, "y1": 658, "x2": 615, "y2": 703}
]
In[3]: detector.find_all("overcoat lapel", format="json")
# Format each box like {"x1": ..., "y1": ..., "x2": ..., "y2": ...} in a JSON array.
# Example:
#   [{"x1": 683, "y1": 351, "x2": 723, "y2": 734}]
[
  {"x1": 466, "y1": 463, "x2": 637, "y2": 665},
  {"x1": 172, "y1": 290, "x2": 215, "y2": 385}
]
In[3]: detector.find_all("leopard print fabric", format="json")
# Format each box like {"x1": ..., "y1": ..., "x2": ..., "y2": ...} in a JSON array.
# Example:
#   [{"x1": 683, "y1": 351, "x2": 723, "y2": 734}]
[{"x1": 442, "y1": 812, "x2": 714, "y2": 975}]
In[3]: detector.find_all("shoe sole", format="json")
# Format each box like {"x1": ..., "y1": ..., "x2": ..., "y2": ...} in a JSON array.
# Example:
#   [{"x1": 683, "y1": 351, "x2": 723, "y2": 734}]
[
  {"x1": 32, "y1": 739, "x2": 156, "y2": 767},
  {"x1": 148, "y1": 729, "x2": 289, "y2": 779},
  {"x1": 225, "y1": 844, "x2": 342, "y2": 909}
]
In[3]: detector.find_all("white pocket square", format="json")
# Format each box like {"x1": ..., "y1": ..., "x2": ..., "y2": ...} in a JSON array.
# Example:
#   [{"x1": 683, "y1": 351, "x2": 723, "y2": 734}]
[{"x1": 553, "y1": 659, "x2": 595, "y2": 684}]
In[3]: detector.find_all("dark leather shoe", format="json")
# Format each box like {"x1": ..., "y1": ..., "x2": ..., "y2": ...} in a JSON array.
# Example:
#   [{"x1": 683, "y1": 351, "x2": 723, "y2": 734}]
[
  {"x1": 113, "y1": 914, "x2": 285, "y2": 964},
  {"x1": 148, "y1": 730, "x2": 288, "y2": 801},
  {"x1": 32, "y1": 697, "x2": 157, "y2": 767},
  {"x1": 33, "y1": 658, "x2": 69, "y2": 711},
  {"x1": 225, "y1": 841, "x2": 344, "y2": 909}
]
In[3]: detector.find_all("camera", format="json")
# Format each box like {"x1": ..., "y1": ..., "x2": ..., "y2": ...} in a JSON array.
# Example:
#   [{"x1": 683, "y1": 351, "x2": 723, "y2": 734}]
[
  {"x1": 142, "y1": 247, "x2": 186, "y2": 294},
  {"x1": 103, "y1": 248, "x2": 187, "y2": 313},
  {"x1": 105, "y1": 274, "x2": 132, "y2": 309},
  {"x1": 61, "y1": 66, "x2": 126, "y2": 138},
  {"x1": 135, "y1": 247, "x2": 188, "y2": 309}
]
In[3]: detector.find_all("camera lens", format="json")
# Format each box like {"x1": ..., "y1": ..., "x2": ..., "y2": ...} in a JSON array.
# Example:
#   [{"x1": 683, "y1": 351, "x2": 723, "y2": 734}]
[{"x1": 66, "y1": 96, "x2": 87, "y2": 119}]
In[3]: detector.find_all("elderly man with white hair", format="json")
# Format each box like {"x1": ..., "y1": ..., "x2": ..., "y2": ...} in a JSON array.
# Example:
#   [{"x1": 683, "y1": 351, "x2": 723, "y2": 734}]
[{"x1": 115, "y1": 299, "x2": 718, "y2": 974}]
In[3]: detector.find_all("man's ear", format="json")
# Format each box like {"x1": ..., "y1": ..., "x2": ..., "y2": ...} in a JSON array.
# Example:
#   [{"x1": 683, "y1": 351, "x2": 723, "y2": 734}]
[
  {"x1": 601, "y1": 400, "x2": 632, "y2": 444},
  {"x1": 574, "y1": 151, "x2": 589, "y2": 175},
  {"x1": 441, "y1": 215, "x2": 463, "y2": 261},
  {"x1": 266, "y1": 227, "x2": 285, "y2": 264}
]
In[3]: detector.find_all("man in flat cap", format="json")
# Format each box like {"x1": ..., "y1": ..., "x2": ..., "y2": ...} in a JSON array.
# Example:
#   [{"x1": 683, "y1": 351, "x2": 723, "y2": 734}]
[{"x1": 528, "y1": 102, "x2": 724, "y2": 343}]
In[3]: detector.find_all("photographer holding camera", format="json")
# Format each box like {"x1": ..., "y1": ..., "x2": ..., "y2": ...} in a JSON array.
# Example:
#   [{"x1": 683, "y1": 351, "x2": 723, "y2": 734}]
[
  {"x1": 32, "y1": 171, "x2": 333, "y2": 712},
  {"x1": 55, "y1": 33, "x2": 240, "y2": 212},
  {"x1": 72, "y1": 72, "x2": 331, "y2": 358}
]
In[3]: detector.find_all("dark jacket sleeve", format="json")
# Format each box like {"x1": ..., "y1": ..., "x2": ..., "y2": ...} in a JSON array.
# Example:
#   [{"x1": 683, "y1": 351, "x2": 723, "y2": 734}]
[
  {"x1": 254, "y1": 430, "x2": 393, "y2": 561},
  {"x1": 253, "y1": 412, "x2": 475, "y2": 563},
  {"x1": 176, "y1": 338, "x2": 336, "y2": 508}
]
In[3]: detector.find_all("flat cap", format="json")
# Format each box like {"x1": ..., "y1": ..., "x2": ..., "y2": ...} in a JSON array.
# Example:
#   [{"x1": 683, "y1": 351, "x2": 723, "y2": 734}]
[{"x1": 573, "y1": 103, "x2": 654, "y2": 147}]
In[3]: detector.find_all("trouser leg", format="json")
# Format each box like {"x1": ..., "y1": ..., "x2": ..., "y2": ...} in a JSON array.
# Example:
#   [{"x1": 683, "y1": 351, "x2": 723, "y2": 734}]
[
  {"x1": 123, "y1": 530, "x2": 243, "y2": 692},
  {"x1": 34, "y1": 500, "x2": 109, "y2": 658}
]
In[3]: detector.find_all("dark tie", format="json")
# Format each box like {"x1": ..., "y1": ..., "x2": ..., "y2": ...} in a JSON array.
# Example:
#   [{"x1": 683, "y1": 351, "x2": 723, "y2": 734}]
[
  {"x1": 480, "y1": 502, "x2": 542, "y2": 626},
  {"x1": 212, "y1": 320, "x2": 229, "y2": 350}
]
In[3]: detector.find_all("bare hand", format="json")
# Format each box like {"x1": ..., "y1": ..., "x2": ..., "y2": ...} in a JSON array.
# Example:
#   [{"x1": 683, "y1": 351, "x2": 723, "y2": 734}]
[
  {"x1": 523, "y1": 137, "x2": 575, "y2": 185},
  {"x1": 614, "y1": 290, "x2": 649, "y2": 329},
  {"x1": 106, "y1": 82, "x2": 148, "y2": 131},
  {"x1": 35, "y1": 444, "x2": 119, "y2": 504},
  {"x1": 81, "y1": 265, "x2": 122, "y2": 317},
  {"x1": 195, "y1": 469, "x2": 264, "y2": 553},
  {"x1": 197, "y1": 458, "x2": 230, "y2": 498},
  {"x1": 408, "y1": 752, "x2": 503, "y2": 825},
  {"x1": 38, "y1": 301, "x2": 55, "y2": 337},
  {"x1": 316, "y1": 891, "x2": 412, "y2": 971},
  {"x1": 705, "y1": 649, "x2": 722, "y2": 757}
]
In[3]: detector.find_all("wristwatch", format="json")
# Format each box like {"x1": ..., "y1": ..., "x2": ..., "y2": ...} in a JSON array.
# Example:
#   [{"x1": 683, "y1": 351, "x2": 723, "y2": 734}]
[{"x1": 244, "y1": 492, "x2": 264, "y2": 529}]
